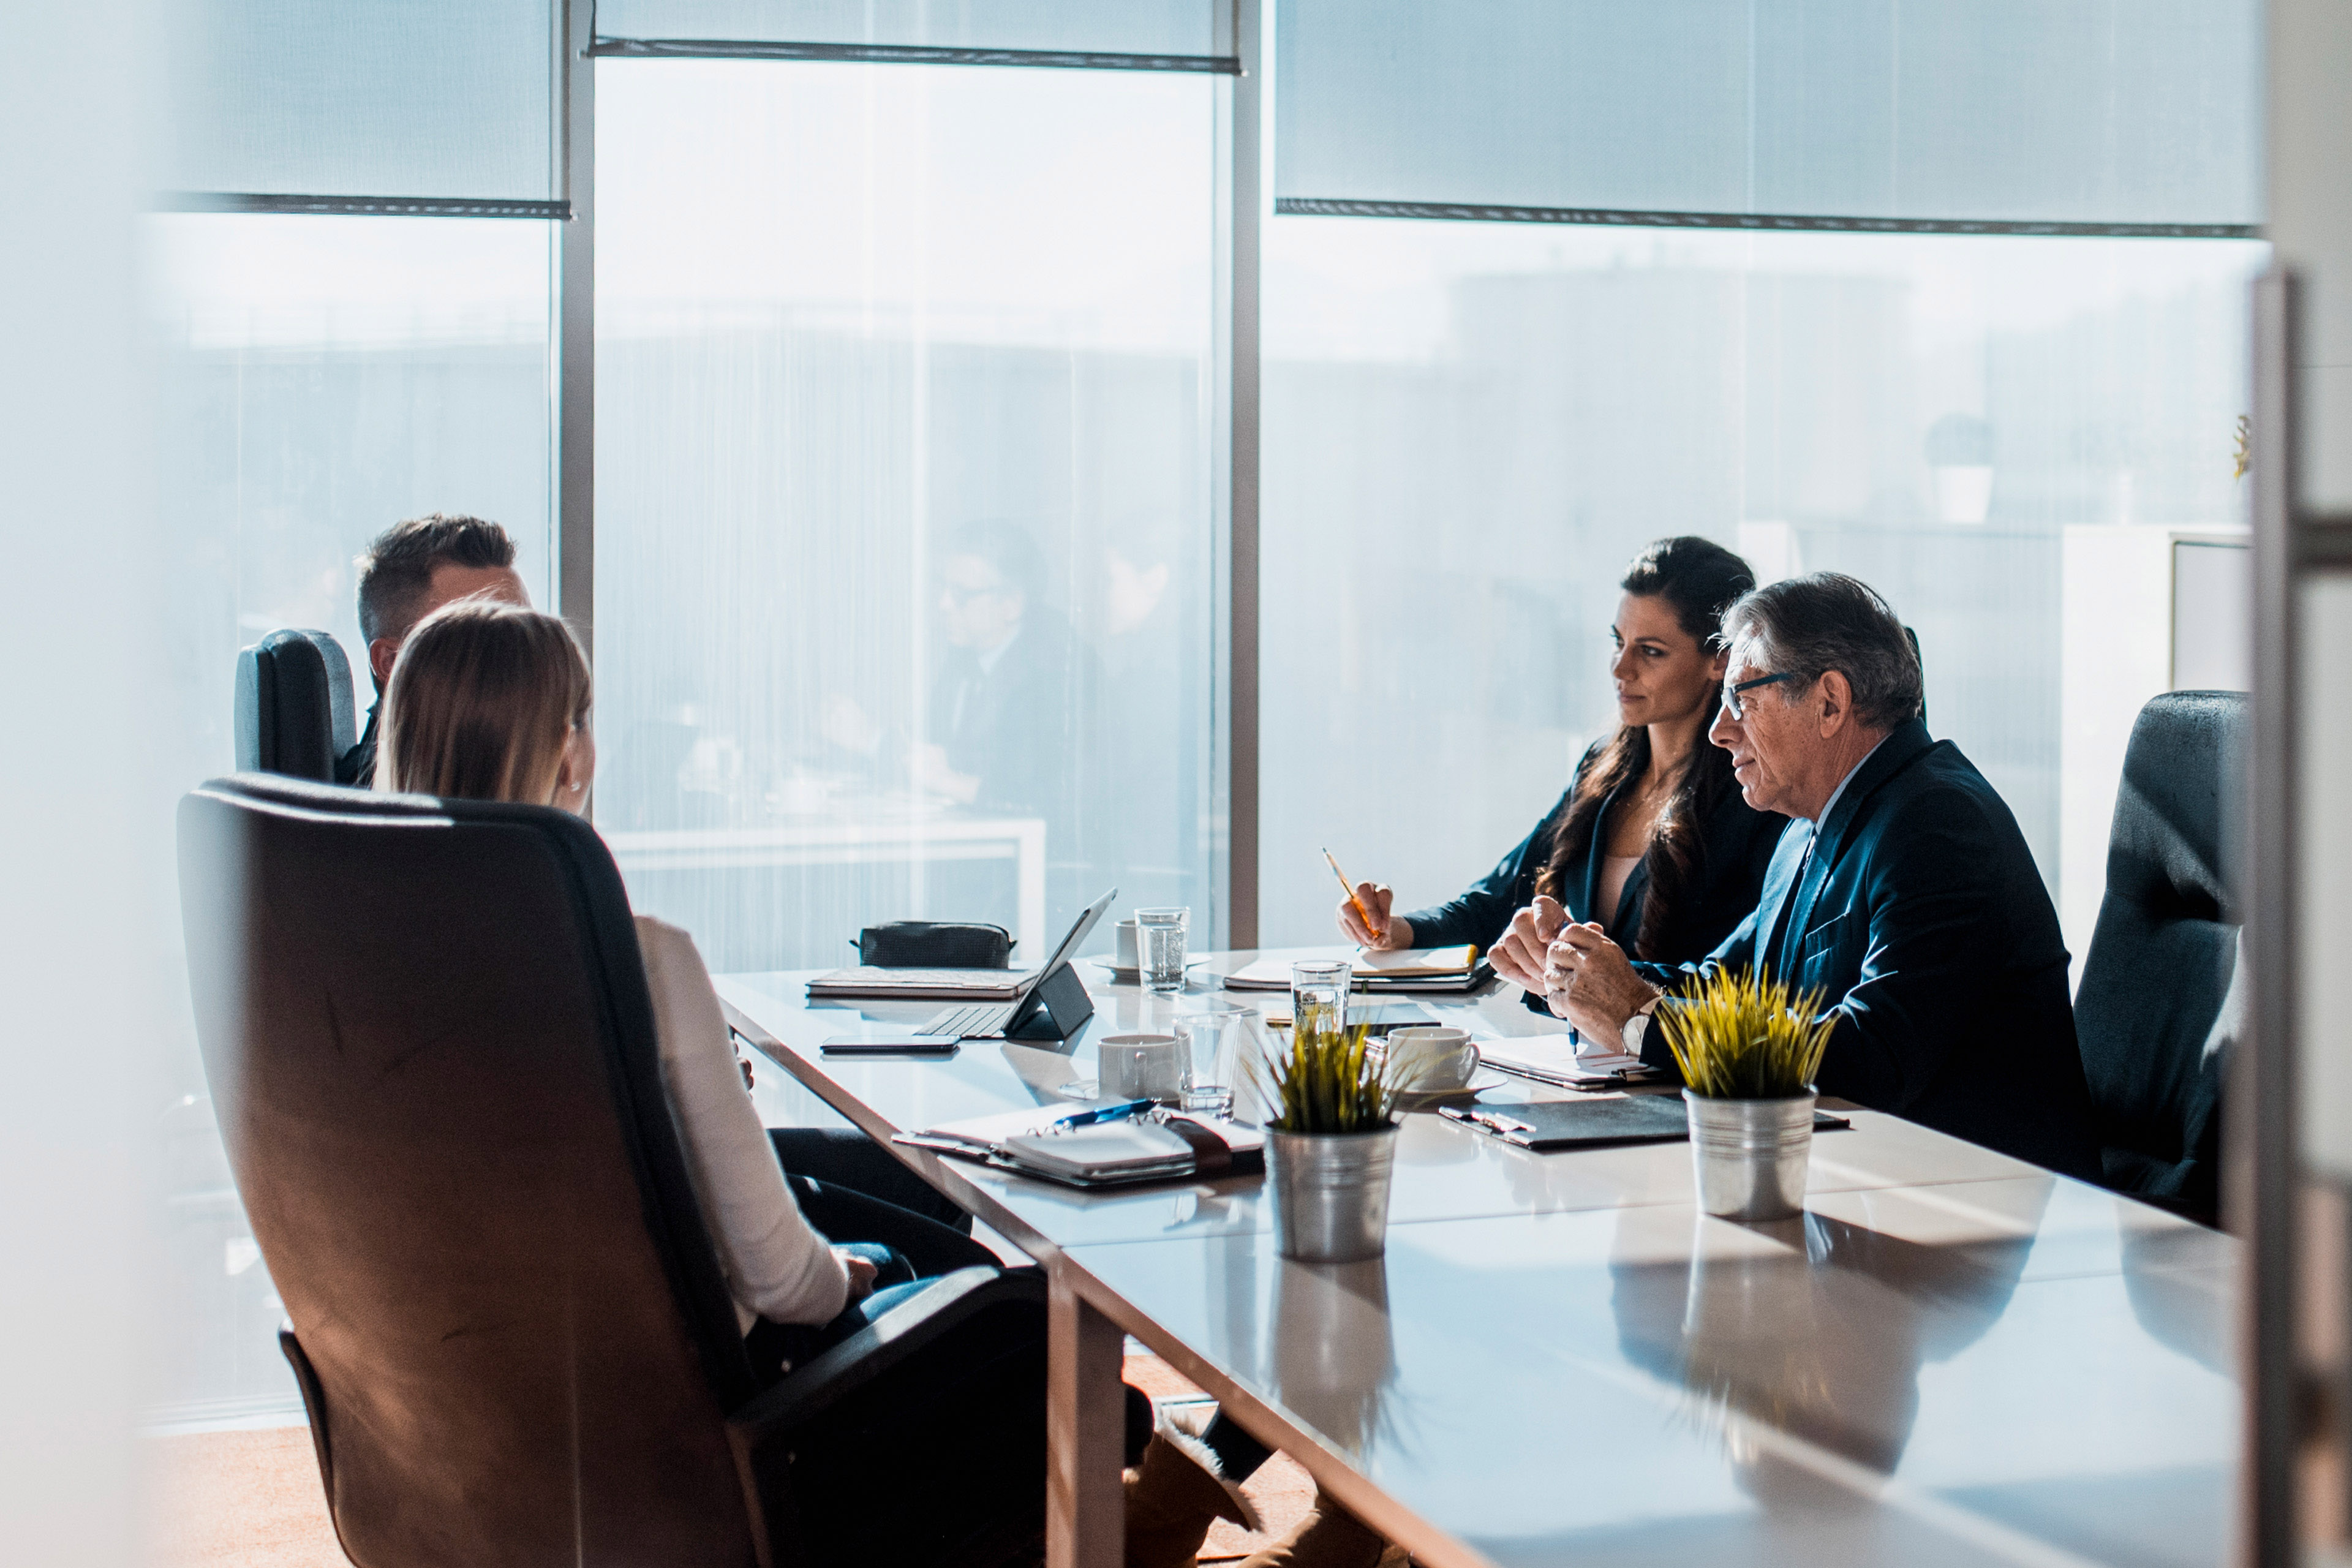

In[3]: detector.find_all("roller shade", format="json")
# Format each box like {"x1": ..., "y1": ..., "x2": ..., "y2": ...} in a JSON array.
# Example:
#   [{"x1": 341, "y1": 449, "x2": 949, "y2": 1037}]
[
  {"x1": 1276, "y1": 0, "x2": 2261, "y2": 232},
  {"x1": 165, "y1": 0, "x2": 556, "y2": 203},
  {"x1": 594, "y1": 1, "x2": 1227, "y2": 61}
]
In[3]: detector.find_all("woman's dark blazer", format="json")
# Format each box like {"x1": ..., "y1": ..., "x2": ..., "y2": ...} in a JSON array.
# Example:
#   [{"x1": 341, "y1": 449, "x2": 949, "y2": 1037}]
[{"x1": 1398, "y1": 744, "x2": 1788, "y2": 977}]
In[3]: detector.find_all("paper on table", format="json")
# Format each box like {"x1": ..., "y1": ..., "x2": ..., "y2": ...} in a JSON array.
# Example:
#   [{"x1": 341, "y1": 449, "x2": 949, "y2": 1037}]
[
  {"x1": 1350, "y1": 944, "x2": 1479, "y2": 977},
  {"x1": 1221, "y1": 945, "x2": 1478, "y2": 990}
]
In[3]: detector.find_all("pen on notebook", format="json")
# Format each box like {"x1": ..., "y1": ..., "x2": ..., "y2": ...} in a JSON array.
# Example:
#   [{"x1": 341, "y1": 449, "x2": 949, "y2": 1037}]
[
  {"x1": 1322, "y1": 848, "x2": 1374, "y2": 937},
  {"x1": 1049, "y1": 1098, "x2": 1154, "y2": 1129}
]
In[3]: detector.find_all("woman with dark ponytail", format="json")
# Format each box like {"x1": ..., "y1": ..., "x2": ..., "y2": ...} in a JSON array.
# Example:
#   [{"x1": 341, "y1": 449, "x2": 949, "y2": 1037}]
[{"x1": 1338, "y1": 537, "x2": 1784, "y2": 1003}]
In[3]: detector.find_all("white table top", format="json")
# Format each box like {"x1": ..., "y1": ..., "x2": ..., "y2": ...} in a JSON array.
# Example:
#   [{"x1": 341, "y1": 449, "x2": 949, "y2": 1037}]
[{"x1": 718, "y1": 951, "x2": 2236, "y2": 1568}]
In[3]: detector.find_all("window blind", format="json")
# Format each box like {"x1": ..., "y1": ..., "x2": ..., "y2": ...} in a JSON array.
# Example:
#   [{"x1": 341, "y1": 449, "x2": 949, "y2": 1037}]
[
  {"x1": 594, "y1": 1, "x2": 1226, "y2": 62},
  {"x1": 165, "y1": 0, "x2": 556, "y2": 204},
  {"x1": 1275, "y1": 0, "x2": 2260, "y2": 232}
]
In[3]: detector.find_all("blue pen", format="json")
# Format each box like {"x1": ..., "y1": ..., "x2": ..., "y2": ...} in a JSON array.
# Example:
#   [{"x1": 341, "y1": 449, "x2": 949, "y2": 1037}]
[{"x1": 1050, "y1": 1098, "x2": 1155, "y2": 1129}]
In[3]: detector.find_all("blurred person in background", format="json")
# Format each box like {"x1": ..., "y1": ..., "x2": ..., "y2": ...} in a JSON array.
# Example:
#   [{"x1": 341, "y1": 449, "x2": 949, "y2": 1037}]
[{"x1": 918, "y1": 519, "x2": 1096, "y2": 852}]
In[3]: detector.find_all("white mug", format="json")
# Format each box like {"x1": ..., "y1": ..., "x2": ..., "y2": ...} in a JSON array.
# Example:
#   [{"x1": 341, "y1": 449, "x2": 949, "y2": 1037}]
[
  {"x1": 1098, "y1": 1033, "x2": 1183, "y2": 1103},
  {"x1": 1113, "y1": 918, "x2": 1142, "y2": 971},
  {"x1": 1384, "y1": 1027, "x2": 1479, "y2": 1093}
]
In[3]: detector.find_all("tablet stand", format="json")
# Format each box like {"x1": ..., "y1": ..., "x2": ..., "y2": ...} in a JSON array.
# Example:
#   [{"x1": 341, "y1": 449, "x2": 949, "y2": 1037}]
[{"x1": 1004, "y1": 963, "x2": 1096, "y2": 1042}]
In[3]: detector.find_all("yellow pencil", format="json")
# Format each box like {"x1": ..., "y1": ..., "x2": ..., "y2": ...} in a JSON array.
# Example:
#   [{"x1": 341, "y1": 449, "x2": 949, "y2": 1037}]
[{"x1": 1322, "y1": 848, "x2": 1373, "y2": 935}]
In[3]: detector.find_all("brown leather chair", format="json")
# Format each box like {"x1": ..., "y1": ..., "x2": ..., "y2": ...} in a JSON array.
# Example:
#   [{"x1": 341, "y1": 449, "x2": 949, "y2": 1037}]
[{"x1": 177, "y1": 774, "x2": 1049, "y2": 1567}]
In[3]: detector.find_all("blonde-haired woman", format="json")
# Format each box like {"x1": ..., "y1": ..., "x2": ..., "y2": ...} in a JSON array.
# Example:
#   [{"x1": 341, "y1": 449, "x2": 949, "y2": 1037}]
[{"x1": 379, "y1": 598, "x2": 997, "y2": 1367}]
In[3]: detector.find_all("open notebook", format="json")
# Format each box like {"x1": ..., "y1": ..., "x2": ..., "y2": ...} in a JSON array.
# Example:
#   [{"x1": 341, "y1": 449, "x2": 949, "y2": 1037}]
[{"x1": 894, "y1": 1106, "x2": 1264, "y2": 1189}]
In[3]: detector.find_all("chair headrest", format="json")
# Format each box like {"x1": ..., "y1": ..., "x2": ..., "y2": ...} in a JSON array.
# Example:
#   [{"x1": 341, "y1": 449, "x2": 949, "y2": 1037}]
[
  {"x1": 233, "y1": 629, "x2": 356, "y2": 781},
  {"x1": 2106, "y1": 690, "x2": 2245, "y2": 924}
]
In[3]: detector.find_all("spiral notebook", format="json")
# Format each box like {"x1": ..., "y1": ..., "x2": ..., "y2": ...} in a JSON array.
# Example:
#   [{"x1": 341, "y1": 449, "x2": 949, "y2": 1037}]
[{"x1": 895, "y1": 1109, "x2": 1264, "y2": 1188}]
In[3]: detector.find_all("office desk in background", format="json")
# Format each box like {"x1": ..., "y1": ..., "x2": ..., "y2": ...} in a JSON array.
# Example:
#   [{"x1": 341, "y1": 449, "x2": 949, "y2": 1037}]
[
  {"x1": 720, "y1": 954, "x2": 2235, "y2": 1568},
  {"x1": 606, "y1": 814, "x2": 1048, "y2": 958}
]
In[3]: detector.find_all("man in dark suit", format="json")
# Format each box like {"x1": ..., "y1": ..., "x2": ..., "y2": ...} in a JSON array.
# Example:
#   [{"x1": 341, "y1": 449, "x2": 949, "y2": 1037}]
[
  {"x1": 915, "y1": 521, "x2": 1094, "y2": 844},
  {"x1": 1539, "y1": 572, "x2": 2100, "y2": 1179}
]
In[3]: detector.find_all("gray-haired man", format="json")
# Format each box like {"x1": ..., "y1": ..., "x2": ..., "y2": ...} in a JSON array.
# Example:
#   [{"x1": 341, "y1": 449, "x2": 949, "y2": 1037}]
[{"x1": 1532, "y1": 571, "x2": 2099, "y2": 1179}]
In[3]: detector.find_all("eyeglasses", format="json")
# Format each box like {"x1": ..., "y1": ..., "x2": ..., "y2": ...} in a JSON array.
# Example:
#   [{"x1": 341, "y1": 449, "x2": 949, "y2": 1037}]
[{"x1": 1721, "y1": 670, "x2": 1796, "y2": 720}]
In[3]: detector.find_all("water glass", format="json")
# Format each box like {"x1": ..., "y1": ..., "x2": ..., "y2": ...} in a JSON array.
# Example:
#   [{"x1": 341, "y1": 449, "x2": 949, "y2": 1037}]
[
  {"x1": 1136, "y1": 907, "x2": 1190, "y2": 993},
  {"x1": 1174, "y1": 1003, "x2": 1250, "y2": 1116},
  {"x1": 1099, "y1": 1033, "x2": 1185, "y2": 1104},
  {"x1": 1291, "y1": 959, "x2": 1351, "y2": 1035}
]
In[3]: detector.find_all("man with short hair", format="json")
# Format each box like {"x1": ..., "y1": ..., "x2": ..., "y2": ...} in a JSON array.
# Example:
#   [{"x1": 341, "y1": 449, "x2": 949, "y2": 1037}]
[
  {"x1": 336, "y1": 513, "x2": 529, "y2": 786},
  {"x1": 916, "y1": 519, "x2": 1093, "y2": 834},
  {"x1": 1529, "y1": 571, "x2": 2099, "y2": 1178}
]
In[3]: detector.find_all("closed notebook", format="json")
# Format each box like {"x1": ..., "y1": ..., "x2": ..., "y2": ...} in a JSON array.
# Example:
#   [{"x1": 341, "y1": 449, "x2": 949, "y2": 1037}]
[
  {"x1": 998, "y1": 1121, "x2": 1200, "y2": 1185},
  {"x1": 1440, "y1": 1096, "x2": 1850, "y2": 1151},
  {"x1": 805, "y1": 965, "x2": 1030, "y2": 1001}
]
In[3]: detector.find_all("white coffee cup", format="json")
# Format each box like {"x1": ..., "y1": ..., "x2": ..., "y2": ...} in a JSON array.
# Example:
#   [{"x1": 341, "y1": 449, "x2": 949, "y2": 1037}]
[
  {"x1": 1384, "y1": 1027, "x2": 1479, "y2": 1093},
  {"x1": 1098, "y1": 1033, "x2": 1183, "y2": 1103},
  {"x1": 1113, "y1": 918, "x2": 1141, "y2": 971}
]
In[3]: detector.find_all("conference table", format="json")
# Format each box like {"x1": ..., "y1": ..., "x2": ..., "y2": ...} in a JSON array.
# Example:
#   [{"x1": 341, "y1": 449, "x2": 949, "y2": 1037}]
[{"x1": 717, "y1": 951, "x2": 2237, "y2": 1568}]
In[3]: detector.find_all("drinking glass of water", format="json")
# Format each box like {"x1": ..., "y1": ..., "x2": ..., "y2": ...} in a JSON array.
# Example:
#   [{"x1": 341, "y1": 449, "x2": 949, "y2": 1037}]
[
  {"x1": 1135, "y1": 907, "x2": 1191, "y2": 993},
  {"x1": 1290, "y1": 959, "x2": 1351, "y2": 1035},
  {"x1": 1174, "y1": 1001, "x2": 1250, "y2": 1116}
]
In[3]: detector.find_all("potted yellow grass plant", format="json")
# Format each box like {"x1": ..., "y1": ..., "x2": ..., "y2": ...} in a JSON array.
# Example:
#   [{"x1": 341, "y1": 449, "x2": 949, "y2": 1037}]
[
  {"x1": 1657, "y1": 967, "x2": 1836, "y2": 1221},
  {"x1": 1248, "y1": 1014, "x2": 1403, "y2": 1262}
]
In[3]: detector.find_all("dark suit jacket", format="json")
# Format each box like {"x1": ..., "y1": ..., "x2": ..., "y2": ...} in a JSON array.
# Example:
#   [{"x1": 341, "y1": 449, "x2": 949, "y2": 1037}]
[
  {"x1": 1402, "y1": 744, "x2": 1782, "y2": 967},
  {"x1": 1637, "y1": 720, "x2": 2100, "y2": 1180},
  {"x1": 930, "y1": 612, "x2": 1095, "y2": 836},
  {"x1": 336, "y1": 703, "x2": 380, "y2": 788}
]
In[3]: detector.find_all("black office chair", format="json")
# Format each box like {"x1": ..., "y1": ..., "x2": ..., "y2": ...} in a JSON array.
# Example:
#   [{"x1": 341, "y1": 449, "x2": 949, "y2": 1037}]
[
  {"x1": 233, "y1": 629, "x2": 358, "y2": 782},
  {"x1": 2073, "y1": 691, "x2": 2246, "y2": 1227},
  {"x1": 176, "y1": 774, "x2": 1050, "y2": 1567}
]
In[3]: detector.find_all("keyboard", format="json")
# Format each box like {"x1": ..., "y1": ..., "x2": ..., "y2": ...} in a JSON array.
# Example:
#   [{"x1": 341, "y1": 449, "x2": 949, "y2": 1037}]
[{"x1": 918, "y1": 1000, "x2": 1017, "y2": 1039}]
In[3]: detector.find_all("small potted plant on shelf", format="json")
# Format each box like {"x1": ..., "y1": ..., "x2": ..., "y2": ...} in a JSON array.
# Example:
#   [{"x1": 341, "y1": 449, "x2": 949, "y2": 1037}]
[
  {"x1": 1657, "y1": 967, "x2": 1836, "y2": 1221},
  {"x1": 1250, "y1": 1015, "x2": 1403, "y2": 1262}
]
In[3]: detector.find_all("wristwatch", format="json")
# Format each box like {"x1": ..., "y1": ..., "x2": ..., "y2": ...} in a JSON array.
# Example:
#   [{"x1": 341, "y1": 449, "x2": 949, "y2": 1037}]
[{"x1": 1620, "y1": 996, "x2": 1662, "y2": 1057}]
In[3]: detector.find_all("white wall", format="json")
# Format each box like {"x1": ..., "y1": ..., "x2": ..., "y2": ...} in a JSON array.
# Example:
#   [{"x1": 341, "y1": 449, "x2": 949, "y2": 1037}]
[
  {"x1": 0, "y1": 2, "x2": 164, "y2": 1561},
  {"x1": 2057, "y1": 527, "x2": 2248, "y2": 982}
]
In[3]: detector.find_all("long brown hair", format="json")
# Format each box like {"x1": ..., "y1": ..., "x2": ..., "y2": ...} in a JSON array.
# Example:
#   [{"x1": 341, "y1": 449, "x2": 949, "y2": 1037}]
[
  {"x1": 377, "y1": 600, "x2": 592, "y2": 804},
  {"x1": 1535, "y1": 537, "x2": 1755, "y2": 959}
]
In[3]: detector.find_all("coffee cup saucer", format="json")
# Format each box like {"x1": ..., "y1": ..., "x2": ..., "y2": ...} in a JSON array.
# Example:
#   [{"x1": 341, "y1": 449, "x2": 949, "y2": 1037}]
[
  {"x1": 1393, "y1": 1083, "x2": 1480, "y2": 1111},
  {"x1": 1091, "y1": 958, "x2": 1208, "y2": 984}
]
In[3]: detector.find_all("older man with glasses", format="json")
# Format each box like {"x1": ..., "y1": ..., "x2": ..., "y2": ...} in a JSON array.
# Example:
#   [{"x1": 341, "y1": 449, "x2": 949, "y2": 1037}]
[{"x1": 1515, "y1": 570, "x2": 2098, "y2": 1179}]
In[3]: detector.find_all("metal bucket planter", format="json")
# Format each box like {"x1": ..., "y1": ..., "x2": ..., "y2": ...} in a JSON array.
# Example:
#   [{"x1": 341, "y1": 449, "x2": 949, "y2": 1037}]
[
  {"x1": 1265, "y1": 1126, "x2": 1399, "y2": 1262},
  {"x1": 1684, "y1": 1090, "x2": 1814, "y2": 1221}
]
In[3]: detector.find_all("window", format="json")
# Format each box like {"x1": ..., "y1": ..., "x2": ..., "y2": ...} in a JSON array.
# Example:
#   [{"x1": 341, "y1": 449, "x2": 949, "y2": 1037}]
[
  {"x1": 146, "y1": 211, "x2": 556, "y2": 1423},
  {"x1": 594, "y1": 60, "x2": 1219, "y2": 971},
  {"x1": 1259, "y1": 217, "x2": 2264, "y2": 949}
]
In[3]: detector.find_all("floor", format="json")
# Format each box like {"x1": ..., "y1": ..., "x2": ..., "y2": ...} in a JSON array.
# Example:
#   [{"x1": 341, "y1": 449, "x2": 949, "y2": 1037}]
[{"x1": 145, "y1": 1355, "x2": 1315, "y2": 1567}]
